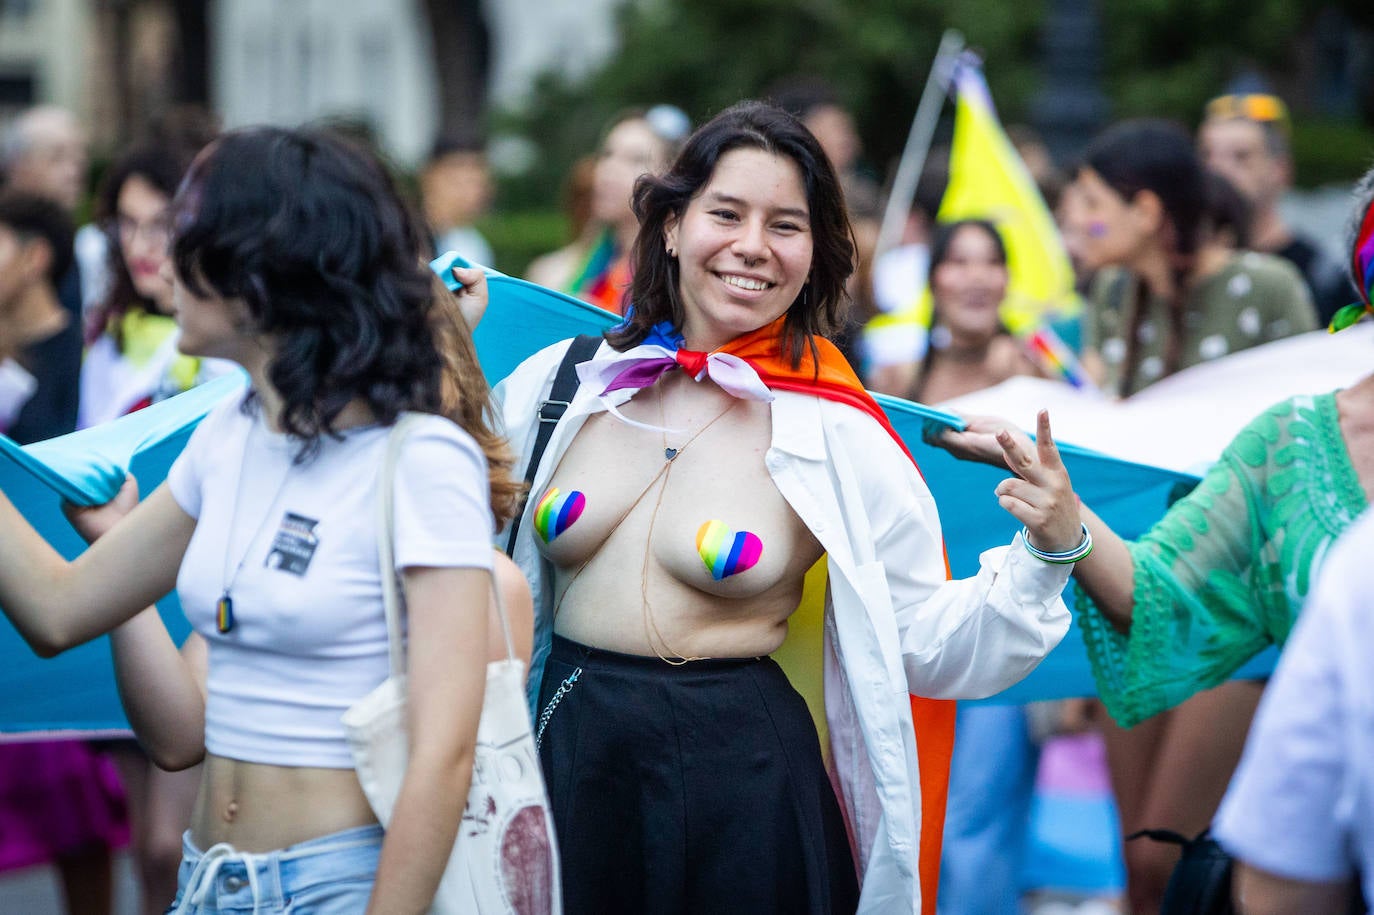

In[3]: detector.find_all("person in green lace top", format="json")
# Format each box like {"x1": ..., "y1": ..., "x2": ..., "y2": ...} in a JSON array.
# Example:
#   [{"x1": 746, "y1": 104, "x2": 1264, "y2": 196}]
[
  {"x1": 1075, "y1": 390, "x2": 1366, "y2": 728},
  {"x1": 943, "y1": 165, "x2": 1374, "y2": 913}
]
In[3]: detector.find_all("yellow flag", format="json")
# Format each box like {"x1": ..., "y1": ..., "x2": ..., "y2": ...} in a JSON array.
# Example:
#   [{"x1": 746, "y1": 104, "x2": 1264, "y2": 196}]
[{"x1": 939, "y1": 63, "x2": 1079, "y2": 334}]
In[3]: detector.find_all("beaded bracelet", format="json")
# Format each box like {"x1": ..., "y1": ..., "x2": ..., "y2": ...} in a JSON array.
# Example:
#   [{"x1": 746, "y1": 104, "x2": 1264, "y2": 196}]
[{"x1": 1021, "y1": 523, "x2": 1093, "y2": 564}]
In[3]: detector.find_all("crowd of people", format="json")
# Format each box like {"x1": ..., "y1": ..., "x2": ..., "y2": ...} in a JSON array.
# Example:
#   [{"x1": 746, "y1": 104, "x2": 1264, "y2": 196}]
[{"x1": 0, "y1": 72, "x2": 1368, "y2": 915}]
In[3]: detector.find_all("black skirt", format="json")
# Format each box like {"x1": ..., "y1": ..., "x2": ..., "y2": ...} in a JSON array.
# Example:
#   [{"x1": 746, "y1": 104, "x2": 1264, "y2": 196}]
[{"x1": 536, "y1": 634, "x2": 860, "y2": 915}]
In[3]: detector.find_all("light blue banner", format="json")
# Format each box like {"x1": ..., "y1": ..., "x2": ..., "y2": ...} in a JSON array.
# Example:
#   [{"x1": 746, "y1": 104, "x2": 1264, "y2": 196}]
[{"x1": 0, "y1": 269, "x2": 1269, "y2": 733}]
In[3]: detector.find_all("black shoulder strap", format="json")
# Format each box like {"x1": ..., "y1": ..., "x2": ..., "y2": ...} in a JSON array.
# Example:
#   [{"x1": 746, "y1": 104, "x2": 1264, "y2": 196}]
[{"x1": 504, "y1": 334, "x2": 602, "y2": 556}]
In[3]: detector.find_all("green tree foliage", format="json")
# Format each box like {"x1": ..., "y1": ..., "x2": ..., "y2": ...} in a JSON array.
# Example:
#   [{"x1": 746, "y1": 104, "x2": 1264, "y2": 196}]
[
  {"x1": 1101, "y1": 0, "x2": 1313, "y2": 117},
  {"x1": 495, "y1": 0, "x2": 1043, "y2": 208},
  {"x1": 494, "y1": 0, "x2": 1372, "y2": 213}
]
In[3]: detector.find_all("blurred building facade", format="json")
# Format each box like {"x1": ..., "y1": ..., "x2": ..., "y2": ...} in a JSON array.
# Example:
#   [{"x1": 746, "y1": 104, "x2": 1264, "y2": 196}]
[
  {"x1": 0, "y1": 0, "x2": 623, "y2": 163},
  {"x1": 0, "y1": 0, "x2": 91, "y2": 124}
]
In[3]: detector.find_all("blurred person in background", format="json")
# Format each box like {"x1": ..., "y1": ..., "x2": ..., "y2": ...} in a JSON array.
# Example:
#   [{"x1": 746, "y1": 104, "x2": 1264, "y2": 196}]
[
  {"x1": 1063, "y1": 118, "x2": 1315, "y2": 913},
  {"x1": 937, "y1": 162, "x2": 1374, "y2": 915},
  {"x1": 1214, "y1": 506, "x2": 1374, "y2": 914},
  {"x1": 81, "y1": 142, "x2": 232, "y2": 428},
  {"x1": 80, "y1": 139, "x2": 229, "y2": 915},
  {"x1": 906, "y1": 219, "x2": 1047, "y2": 405},
  {"x1": 1073, "y1": 119, "x2": 1314, "y2": 399},
  {"x1": 0, "y1": 106, "x2": 88, "y2": 215},
  {"x1": 420, "y1": 134, "x2": 496, "y2": 268},
  {"x1": 865, "y1": 162, "x2": 947, "y2": 394},
  {"x1": 525, "y1": 154, "x2": 598, "y2": 288},
  {"x1": 1199, "y1": 92, "x2": 1349, "y2": 325},
  {"x1": 525, "y1": 106, "x2": 689, "y2": 313},
  {"x1": 0, "y1": 105, "x2": 88, "y2": 409},
  {"x1": 768, "y1": 76, "x2": 882, "y2": 213},
  {"x1": 0, "y1": 192, "x2": 81, "y2": 442},
  {"x1": 769, "y1": 78, "x2": 884, "y2": 375},
  {"x1": 0, "y1": 191, "x2": 123, "y2": 915}
]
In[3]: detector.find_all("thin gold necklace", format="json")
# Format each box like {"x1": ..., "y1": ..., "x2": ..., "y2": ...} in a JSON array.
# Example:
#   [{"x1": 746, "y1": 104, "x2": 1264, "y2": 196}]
[{"x1": 638, "y1": 386, "x2": 738, "y2": 664}]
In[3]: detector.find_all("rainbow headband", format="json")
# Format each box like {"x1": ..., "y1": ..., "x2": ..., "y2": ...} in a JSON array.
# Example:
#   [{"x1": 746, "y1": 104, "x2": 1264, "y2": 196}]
[{"x1": 1329, "y1": 198, "x2": 1374, "y2": 332}]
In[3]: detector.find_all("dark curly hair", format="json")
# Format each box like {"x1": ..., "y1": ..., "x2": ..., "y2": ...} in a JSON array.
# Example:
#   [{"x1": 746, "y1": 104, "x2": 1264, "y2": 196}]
[
  {"x1": 0, "y1": 191, "x2": 74, "y2": 283},
  {"x1": 171, "y1": 126, "x2": 443, "y2": 459},
  {"x1": 608, "y1": 100, "x2": 855, "y2": 367},
  {"x1": 88, "y1": 143, "x2": 197, "y2": 345}
]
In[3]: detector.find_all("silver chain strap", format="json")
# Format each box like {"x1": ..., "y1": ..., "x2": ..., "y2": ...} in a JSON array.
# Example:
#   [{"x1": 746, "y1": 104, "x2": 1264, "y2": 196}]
[{"x1": 535, "y1": 666, "x2": 583, "y2": 750}]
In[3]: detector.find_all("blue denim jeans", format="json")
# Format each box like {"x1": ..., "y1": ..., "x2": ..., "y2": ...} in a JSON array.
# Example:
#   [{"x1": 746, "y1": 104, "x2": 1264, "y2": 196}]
[
  {"x1": 168, "y1": 823, "x2": 383, "y2": 914},
  {"x1": 937, "y1": 704, "x2": 1040, "y2": 915}
]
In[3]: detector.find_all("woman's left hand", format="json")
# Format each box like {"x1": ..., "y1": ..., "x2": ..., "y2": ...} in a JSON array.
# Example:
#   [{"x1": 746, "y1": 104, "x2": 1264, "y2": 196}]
[
  {"x1": 448, "y1": 264, "x2": 489, "y2": 329},
  {"x1": 991, "y1": 409, "x2": 1082, "y2": 553}
]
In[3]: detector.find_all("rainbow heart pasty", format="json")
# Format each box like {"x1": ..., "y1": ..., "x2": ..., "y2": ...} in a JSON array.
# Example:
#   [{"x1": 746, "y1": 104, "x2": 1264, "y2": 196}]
[
  {"x1": 696, "y1": 520, "x2": 763, "y2": 580},
  {"x1": 534, "y1": 487, "x2": 586, "y2": 543}
]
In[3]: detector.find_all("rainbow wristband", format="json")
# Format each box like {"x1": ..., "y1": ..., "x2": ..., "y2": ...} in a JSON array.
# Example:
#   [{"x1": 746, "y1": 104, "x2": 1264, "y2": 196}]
[{"x1": 1021, "y1": 523, "x2": 1093, "y2": 564}]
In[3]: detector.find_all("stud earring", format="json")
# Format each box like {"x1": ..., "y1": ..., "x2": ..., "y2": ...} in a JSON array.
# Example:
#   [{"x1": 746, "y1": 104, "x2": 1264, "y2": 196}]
[{"x1": 667, "y1": 247, "x2": 676, "y2": 257}]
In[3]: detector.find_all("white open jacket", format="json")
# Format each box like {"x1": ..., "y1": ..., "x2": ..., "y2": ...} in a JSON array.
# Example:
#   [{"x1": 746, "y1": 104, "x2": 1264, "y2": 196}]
[{"x1": 495, "y1": 338, "x2": 1072, "y2": 913}]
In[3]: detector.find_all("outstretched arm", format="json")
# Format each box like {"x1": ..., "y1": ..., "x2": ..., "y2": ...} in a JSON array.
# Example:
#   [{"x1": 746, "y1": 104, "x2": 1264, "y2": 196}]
[
  {"x1": 938, "y1": 413, "x2": 1138, "y2": 631},
  {"x1": 0, "y1": 480, "x2": 194, "y2": 656}
]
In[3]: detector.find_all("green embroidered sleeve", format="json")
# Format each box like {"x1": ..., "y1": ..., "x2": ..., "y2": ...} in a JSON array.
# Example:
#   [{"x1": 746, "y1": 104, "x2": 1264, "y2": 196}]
[{"x1": 1076, "y1": 393, "x2": 1365, "y2": 727}]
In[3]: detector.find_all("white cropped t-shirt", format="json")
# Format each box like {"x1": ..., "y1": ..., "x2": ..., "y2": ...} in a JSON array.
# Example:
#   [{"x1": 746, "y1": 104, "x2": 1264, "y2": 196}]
[{"x1": 168, "y1": 395, "x2": 494, "y2": 768}]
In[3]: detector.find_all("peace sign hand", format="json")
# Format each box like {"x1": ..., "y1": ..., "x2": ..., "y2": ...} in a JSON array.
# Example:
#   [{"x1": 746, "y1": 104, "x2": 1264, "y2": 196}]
[{"x1": 991, "y1": 410, "x2": 1082, "y2": 553}]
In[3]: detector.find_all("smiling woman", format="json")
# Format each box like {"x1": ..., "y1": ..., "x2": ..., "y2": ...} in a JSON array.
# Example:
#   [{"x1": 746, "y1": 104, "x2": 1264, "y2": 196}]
[
  {"x1": 454, "y1": 100, "x2": 1089, "y2": 915},
  {"x1": 664, "y1": 147, "x2": 813, "y2": 349},
  {"x1": 906, "y1": 219, "x2": 1045, "y2": 405}
]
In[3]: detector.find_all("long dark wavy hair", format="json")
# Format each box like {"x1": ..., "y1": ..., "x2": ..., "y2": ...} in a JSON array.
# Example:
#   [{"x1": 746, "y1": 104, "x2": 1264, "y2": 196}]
[
  {"x1": 1080, "y1": 118, "x2": 1205, "y2": 395},
  {"x1": 170, "y1": 127, "x2": 443, "y2": 459},
  {"x1": 608, "y1": 100, "x2": 855, "y2": 367},
  {"x1": 87, "y1": 143, "x2": 196, "y2": 345}
]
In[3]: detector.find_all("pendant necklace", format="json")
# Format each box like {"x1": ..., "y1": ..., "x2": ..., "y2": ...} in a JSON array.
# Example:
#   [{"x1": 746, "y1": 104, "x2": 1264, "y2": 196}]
[
  {"x1": 216, "y1": 418, "x2": 298, "y2": 633},
  {"x1": 639, "y1": 386, "x2": 738, "y2": 664}
]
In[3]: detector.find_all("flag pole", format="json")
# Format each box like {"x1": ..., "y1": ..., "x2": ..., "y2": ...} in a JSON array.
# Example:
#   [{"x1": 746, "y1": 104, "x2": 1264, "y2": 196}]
[{"x1": 874, "y1": 29, "x2": 966, "y2": 261}]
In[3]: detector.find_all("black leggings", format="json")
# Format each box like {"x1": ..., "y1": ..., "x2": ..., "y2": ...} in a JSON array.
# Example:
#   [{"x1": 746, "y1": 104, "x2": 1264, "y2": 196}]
[{"x1": 537, "y1": 634, "x2": 860, "y2": 915}]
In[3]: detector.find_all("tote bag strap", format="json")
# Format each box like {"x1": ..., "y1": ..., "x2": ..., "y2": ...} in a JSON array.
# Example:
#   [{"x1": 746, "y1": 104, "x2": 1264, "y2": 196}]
[{"x1": 376, "y1": 413, "x2": 518, "y2": 678}]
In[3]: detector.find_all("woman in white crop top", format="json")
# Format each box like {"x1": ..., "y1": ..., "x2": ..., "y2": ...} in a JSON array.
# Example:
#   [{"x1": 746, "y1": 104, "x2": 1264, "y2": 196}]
[{"x1": 0, "y1": 127, "x2": 529, "y2": 914}]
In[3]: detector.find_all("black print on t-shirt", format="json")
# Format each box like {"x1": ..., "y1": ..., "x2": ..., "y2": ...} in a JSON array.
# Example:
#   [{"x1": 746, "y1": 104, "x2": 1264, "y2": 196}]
[{"x1": 264, "y1": 512, "x2": 320, "y2": 576}]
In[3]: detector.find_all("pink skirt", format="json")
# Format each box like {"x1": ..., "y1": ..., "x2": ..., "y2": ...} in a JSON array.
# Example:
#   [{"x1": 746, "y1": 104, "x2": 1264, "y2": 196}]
[{"x1": 0, "y1": 741, "x2": 129, "y2": 872}]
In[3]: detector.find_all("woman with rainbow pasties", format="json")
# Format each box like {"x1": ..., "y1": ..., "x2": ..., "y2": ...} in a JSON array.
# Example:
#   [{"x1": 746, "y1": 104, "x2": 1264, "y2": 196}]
[{"x1": 454, "y1": 102, "x2": 1085, "y2": 915}]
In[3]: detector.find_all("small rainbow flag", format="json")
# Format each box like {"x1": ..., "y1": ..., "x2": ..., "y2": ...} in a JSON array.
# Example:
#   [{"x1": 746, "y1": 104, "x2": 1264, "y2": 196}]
[{"x1": 1023, "y1": 325, "x2": 1093, "y2": 390}]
